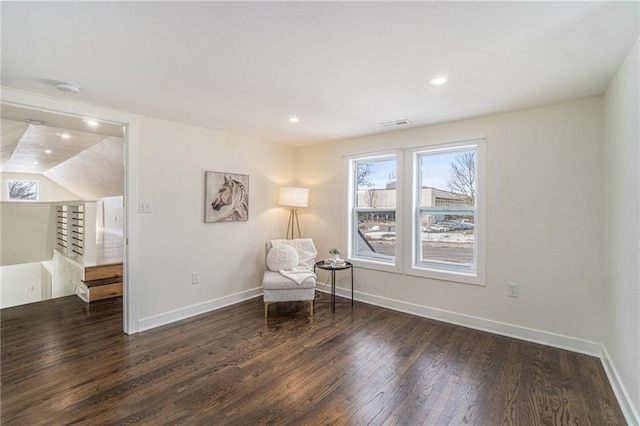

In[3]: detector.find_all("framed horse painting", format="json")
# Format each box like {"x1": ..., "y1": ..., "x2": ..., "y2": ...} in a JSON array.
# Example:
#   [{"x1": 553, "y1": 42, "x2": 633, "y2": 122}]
[{"x1": 205, "y1": 171, "x2": 249, "y2": 223}]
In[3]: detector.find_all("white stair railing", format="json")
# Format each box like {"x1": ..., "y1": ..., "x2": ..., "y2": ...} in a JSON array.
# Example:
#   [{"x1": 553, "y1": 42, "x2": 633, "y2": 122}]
[{"x1": 53, "y1": 201, "x2": 97, "y2": 267}]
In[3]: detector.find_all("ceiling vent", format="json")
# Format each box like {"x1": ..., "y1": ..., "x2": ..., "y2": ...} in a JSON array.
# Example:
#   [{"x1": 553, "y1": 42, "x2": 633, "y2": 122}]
[{"x1": 381, "y1": 119, "x2": 411, "y2": 127}]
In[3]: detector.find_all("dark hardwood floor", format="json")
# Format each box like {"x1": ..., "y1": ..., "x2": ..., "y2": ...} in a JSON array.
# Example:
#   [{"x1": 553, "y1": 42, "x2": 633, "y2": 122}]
[{"x1": 1, "y1": 295, "x2": 625, "y2": 425}]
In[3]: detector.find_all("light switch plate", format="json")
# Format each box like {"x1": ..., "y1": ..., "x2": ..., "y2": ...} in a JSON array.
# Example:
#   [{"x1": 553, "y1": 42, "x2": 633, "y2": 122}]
[{"x1": 138, "y1": 201, "x2": 151, "y2": 213}]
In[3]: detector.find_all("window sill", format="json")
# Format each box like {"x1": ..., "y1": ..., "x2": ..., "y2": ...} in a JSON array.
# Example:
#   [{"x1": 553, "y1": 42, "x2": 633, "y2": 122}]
[
  {"x1": 347, "y1": 257, "x2": 402, "y2": 274},
  {"x1": 406, "y1": 265, "x2": 485, "y2": 286}
]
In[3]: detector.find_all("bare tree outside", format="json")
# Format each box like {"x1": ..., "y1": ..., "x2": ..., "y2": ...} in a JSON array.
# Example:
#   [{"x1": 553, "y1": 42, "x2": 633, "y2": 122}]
[
  {"x1": 364, "y1": 188, "x2": 378, "y2": 207},
  {"x1": 447, "y1": 152, "x2": 476, "y2": 206},
  {"x1": 8, "y1": 180, "x2": 37, "y2": 200},
  {"x1": 357, "y1": 163, "x2": 374, "y2": 189}
]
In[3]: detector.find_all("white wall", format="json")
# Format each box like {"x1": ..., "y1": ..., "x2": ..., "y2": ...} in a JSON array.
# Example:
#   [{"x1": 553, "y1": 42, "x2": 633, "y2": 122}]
[
  {"x1": 98, "y1": 196, "x2": 124, "y2": 233},
  {"x1": 137, "y1": 117, "x2": 295, "y2": 321},
  {"x1": 1, "y1": 172, "x2": 79, "y2": 201},
  {"x1": 0, "y1": 262, "x2": 42, "y2": 308},
  {"x1": 0, "y1": 173, "x2": 79, "y2": 266},
  {"x1": 0, "y1": 252, "x2": 85, "y2": 309},
  {"x1": 50, "y1": 249, "x2": 83, "y2": 299},
  {"x1": 0, "y1": 202, "x2": 54, "y2": 266},
  {"x1": 296, "y1": 97, "x2": 605, "y2": 343},
  {"x1": 604, "y1": 37, "x2": 640, "y2": 419}
]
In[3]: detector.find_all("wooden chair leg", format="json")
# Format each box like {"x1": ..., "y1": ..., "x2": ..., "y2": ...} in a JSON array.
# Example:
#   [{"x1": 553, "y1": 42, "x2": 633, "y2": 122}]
[{"x1": 264, "y1": 301, "x2": 314, "y2": 318}]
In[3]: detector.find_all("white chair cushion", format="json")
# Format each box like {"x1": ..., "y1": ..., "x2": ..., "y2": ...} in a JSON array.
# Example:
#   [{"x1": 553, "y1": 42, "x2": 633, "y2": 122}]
[
  {"x1": 266, "y1": 245, "x2": 299, "y2": 271},
  {"x1": 262, "y1": 271, "x2": 316, "y2": 290}
]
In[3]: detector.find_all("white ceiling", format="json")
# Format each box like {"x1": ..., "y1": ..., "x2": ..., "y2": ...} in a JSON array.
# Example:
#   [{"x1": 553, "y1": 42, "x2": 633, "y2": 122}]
[{"x1": 1, "y1": 2, "x2": 638, "y2": 146}]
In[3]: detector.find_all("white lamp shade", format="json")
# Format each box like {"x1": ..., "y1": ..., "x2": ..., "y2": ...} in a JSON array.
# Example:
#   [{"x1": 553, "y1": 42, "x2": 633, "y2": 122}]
[{"x1": 279, "y1": 187, "x2": 309, "y2": 208}]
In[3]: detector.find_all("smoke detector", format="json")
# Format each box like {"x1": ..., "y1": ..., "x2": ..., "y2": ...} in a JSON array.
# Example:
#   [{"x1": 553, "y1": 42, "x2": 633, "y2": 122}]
[
  {"x1": 381, "y1": 119, "x2": 411, "y2": 128},
  {"x1": 56, "y1": 82, "x2": 81, "y2": 94}
]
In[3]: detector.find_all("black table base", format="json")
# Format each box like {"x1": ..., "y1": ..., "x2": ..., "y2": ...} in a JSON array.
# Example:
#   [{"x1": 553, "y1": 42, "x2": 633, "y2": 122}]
[{"x1": 314, "y1": 261, "x2": 354, "y2": 313}]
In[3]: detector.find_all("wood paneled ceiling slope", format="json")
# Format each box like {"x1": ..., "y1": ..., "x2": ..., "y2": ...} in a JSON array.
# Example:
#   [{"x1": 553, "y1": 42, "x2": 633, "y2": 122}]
[
  {"x1": 1, "y1": 105, "x2": 124, "y2": 200},
  {"x1": 1, "y1": 2, "x2": 638, "y2": 145}
]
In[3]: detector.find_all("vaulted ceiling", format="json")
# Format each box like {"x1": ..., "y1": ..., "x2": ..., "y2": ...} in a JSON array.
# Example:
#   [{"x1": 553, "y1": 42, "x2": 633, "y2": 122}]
[
  {"x1": 1, "y1": 2, "x2": 638, "y2": 145},
  {"x1": 1, "y1": 105, "x2": 124, "y2": 200}
]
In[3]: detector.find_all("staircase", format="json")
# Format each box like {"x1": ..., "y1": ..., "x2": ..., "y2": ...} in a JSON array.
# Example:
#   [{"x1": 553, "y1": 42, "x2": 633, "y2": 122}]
[{"x1": 76, "y1": 263, "x2": 123, "y2": 302}]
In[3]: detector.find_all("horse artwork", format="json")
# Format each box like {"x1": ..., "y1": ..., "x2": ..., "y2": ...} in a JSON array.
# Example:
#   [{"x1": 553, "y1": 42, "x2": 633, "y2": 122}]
[{"x1": 205, "y1": 171, "x2": 249, "y2": 223}]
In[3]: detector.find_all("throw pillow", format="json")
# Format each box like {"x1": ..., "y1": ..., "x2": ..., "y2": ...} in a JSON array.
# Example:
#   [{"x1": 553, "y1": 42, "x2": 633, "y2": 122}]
[{"x1": 267, "y1": 244, "x2": 299, "y2": 271}]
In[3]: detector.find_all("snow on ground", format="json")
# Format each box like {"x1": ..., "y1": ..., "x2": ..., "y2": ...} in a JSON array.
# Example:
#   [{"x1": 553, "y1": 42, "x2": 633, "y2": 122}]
[
  {"x1": 364, "y1": 231, "x2": 474, "y2": 243},
  {"x1": 421, "y1": 232, "x2": 474, "y2": 243},
  {"x1": 364, "y1": 232, "x2": 396, "y2": 241}
]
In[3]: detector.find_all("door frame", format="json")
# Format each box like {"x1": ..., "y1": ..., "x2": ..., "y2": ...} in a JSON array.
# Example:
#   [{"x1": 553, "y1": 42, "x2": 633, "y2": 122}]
[{"x1": 1, "y1": 87, "x2": 140, "y2": 334}]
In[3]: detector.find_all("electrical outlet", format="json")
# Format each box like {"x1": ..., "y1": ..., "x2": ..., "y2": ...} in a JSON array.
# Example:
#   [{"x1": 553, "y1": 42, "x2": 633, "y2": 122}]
[
  {"x1": 191, "y1": 272, "x2": 200, "y2": 285},
  {"x1": 508, "y1": 282, "x2": 519, "y2": 298}
]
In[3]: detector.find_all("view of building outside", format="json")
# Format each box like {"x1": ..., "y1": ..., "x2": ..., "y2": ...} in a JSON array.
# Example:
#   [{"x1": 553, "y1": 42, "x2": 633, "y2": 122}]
[
  {"x1": 418, "y1": 149, "x2": 476, "y2": 268},
  {"x1": 355, "y1": 148, "x2": 476, "y2": 267},
  {"x1": 354, "y1": 157, "x2": 397, "y2": 261}
]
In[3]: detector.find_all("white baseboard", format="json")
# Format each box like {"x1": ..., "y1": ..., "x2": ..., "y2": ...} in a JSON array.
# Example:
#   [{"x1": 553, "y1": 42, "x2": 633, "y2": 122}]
[
  {"x1": 137, "y1": 287, "x2": 262, "y2": 332},
  {"x1": 316, "y1": 282, "x2": 601, "y2": 356},
  {"x1": 601, "y1": 346, "x2": 640, "y2": 426}
]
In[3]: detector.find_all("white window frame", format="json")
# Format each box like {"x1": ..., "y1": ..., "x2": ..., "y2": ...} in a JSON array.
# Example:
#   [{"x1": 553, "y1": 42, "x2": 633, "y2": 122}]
[
  {"x1": 345, "y1": 150, "x2": 403, "y2": 274},
  {"x1": 405, "y1": 139, "x2": 486, "y2": 286},
  {"x1": 6, "y1": 179, "x2": 39, "y2": 201}
]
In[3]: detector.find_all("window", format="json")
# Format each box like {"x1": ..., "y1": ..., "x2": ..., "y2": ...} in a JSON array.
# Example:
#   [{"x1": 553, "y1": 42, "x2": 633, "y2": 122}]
[
  {"x1": 348, "y1": 153, "x2": 400, "y2": 269},
  {"x1": 345, "y1": 140, "x2": 484, "y2": 283},
  {"x1": 7, "y1": 180, "x2": 38, "y2": 201},
  {"x1": 410, "y1": 140, "x2": 485, "y2": 285}
]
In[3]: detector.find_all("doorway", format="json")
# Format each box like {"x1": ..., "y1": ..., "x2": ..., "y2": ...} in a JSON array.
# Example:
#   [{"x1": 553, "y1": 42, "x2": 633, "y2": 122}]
[{"x1": 0, "y1": 102, "x2": 127, "y2": 327}]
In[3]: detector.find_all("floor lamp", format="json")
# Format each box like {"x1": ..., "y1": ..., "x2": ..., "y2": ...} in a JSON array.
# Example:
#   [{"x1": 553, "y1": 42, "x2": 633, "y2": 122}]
[{"x1": 279, "y1": 187, "x2": 309, "y2": 239}]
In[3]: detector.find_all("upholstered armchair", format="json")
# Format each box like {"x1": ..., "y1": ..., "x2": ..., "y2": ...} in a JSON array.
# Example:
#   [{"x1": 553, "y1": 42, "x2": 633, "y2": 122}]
[{"x1": 262, "y1": 239, "x2": 317, "y2": 318}]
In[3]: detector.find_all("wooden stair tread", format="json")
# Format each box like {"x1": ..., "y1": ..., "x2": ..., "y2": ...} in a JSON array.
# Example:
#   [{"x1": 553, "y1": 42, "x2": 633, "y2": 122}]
[
  {"x1": 82, "y1": 276, "x2": 123, "y2": 287},
  {"x1": 84, "y1": 263, "x2": 123, "y2": 281},
  {"x1": 78, "y1": 263, "x2": 124, "y2": 302}
]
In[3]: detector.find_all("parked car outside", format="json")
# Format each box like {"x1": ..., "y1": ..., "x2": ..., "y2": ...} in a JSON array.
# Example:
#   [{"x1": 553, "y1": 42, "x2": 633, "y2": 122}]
[{"x1": 437, "y1": 222, "x2": 459, "y2": 230}]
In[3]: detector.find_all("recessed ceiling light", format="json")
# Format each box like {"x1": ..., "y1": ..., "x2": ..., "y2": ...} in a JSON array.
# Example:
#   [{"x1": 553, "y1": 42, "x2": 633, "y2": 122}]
[
  {"x1": 45, "y1": 149, "x2": 52, "y2": 154},
  {"x1": 33, "y1": 161, "x2": 38, "y2": 165},
  {"x1": 288, "y1": 116, "x2": 299, "y2": 123},
  {"x1": 430, "y1": 75, "x2": 448, "y2": 86},
  {"x1": 83, "y1": 118, "x2": 99, "y2": 127},
  {"x1": 60, "y1": 133, "x2": 71, "y2": 139},
  {"x1": 56, "y1": 82, "x2": 81, "y2": 94}
]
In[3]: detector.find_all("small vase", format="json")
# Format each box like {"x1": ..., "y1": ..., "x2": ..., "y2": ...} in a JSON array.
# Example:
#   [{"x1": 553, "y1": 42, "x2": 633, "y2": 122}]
[{"x1": 330, "y1": 253, "x2": 339, "y2": 261}]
